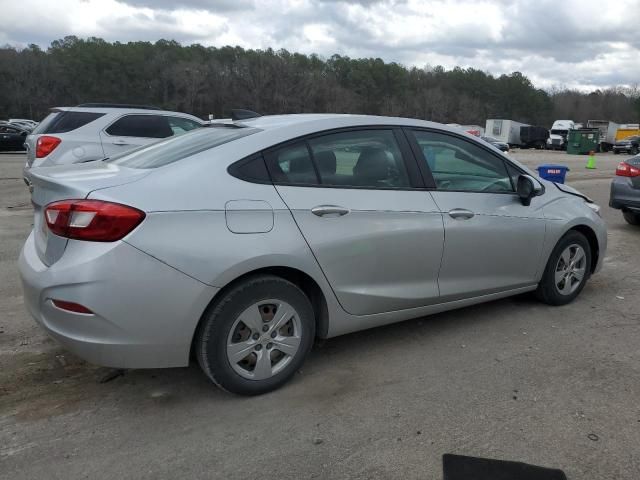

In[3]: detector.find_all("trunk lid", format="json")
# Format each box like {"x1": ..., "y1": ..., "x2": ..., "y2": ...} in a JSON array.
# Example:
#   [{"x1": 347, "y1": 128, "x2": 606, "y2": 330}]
[{"x1": 27, "y1": 161, "x2": 151, "y2": 265}]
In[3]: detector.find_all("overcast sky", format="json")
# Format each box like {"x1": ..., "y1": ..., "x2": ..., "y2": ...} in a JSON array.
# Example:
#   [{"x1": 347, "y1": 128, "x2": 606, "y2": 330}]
[{"x1": 1, "y1": 0, "x2": 638, "y2": 91}]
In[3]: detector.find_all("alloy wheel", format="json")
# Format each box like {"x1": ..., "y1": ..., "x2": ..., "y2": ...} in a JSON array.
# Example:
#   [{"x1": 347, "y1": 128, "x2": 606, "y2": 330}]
[
  {"x1": 554, "y1": 244, "x2": 587, "y2": 295},
  {"x1": 226, "y1": 300, "x2": 302, "y2": 380}
]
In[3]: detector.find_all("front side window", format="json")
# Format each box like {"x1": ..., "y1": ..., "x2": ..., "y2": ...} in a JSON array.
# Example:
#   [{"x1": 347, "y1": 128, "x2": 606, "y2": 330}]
[
  {"x1": 411, "y1": 130, "x2": 513, "y2": 193},
  {"x1": 106, "y1": 115, "x2": 173, "y2": 138},
  {"x1": 307, "y1": 130, "x2": 410, "y2": 188}
]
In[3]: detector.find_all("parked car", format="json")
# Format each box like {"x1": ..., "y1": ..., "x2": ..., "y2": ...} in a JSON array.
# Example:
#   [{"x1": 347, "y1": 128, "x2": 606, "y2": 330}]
[
  {"x1": 481, "y1": 135, "x2": 510, "y2": 152},
  {"x1": 613, "y1": 135, "x2": 640, "y2": 155},
  {"x1": 609, "y1": 156, "x2": 640, "y2": 225},
  {"x1": 8, "y1": 121, "x2": 36, "y2": 132},
  {"x1": 9, "y1": 118, "x2": 38, "y2": 128},
  {"x1": 19, "y1": 114, "x2": 606, "y2": 395},
  {"x1": 23, "y1": 104, "x2": 204, "y2": 172},
  {"x1": 0, "y1": 123, "x2": 29, "y2": 151}
]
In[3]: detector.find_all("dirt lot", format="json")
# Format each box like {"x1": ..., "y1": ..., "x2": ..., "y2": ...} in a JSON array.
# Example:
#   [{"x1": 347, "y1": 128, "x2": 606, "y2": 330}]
[{"x1": 1, "y1": 150, "x2": 639, "y2": 479}]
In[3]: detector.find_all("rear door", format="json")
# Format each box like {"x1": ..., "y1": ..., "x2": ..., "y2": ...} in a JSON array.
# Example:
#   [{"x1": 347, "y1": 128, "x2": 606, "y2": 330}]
[
  {"x1": 406, "y1": 128, "x2": 546, "y2": 301},
  {"x1": 100, "y1": 114, "x2": 174, "y2": 157},
  {"x1": 267, "y1": 128, "x2": 444, "y2": 316}
]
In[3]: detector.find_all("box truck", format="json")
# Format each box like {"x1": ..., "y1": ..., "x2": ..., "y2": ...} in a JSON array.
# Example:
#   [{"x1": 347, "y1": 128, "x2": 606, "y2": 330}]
[
  {"x1": 615, "y1": 124, "x2": 640, "y2": 141},
  {"x1": 485, "y1": 119, "x2": 529, "y2": 147},
  {"x1": 519, "y1": 126, "x2": 549, "y2": 149},
  {"x1": 586, "y1": 120, "x2": 619, "y2": 152},
  {"x1": 547, "y1": 120, "x2": 575, "y2": 150}
]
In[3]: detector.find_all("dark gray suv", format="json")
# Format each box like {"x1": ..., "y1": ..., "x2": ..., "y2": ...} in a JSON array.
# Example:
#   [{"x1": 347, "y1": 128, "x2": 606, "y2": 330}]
[{"x1": 610, "y1": 156, "x2": 640, "y2": 224}]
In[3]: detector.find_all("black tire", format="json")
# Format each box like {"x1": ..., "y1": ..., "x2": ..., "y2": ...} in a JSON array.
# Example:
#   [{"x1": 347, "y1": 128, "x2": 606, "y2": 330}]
[
  {"x1": 195, "y1": 275, "x2": 315, "y2": 395},
  {"x1": 623, "y1": 210, "x2": 640, "y2": 225},
  {"x1": 631, "y1": 146, "x2": 639, "y2": 156},
  {"x1": 536, "y1": 231, "x2": 592, "y2": 306},
  {"x1": 614, "y1": 150, "x2": 620, "y2": 155}
]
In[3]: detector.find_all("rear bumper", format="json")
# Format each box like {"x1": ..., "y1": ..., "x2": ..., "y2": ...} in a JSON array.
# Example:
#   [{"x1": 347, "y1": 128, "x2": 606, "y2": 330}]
[
  {"x1": 19, "y1": 232, "x2": 218, "y2": 368},
  {"x1": 609, "y1": 178, "x2": 640, "y2": 211}
]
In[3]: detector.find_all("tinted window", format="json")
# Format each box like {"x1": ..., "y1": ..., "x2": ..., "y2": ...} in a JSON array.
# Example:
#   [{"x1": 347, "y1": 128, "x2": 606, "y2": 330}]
[
  {"x1": 308, "y1": 130, "x2": 410, "y2": 188},
  {"x1": 412, "y1": 130, "x2": 513, "y2": 193},
  {"x1": 168, "y1": 116, "x2": 202, "y2": 135},
  {"x1": 34, "y1": 111, "x2": 105, "y2": 134},
  {"x1": 265, "y1": 143, "x2": 317, "y2": 184},
  {"x1": 107, "y1": 127, "x2": 259, "y2": 168},
  {"x1": 228, "y1": 154, "x2": 271, "y2": 183},
  {"x1": 106, "y1": 115, "x2": 173, "y2": 138}
]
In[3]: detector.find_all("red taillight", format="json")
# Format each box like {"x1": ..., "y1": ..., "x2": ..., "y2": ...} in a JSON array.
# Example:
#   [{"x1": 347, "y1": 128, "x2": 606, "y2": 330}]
[
  {"x1": 52, "y1": 299, "x2": 93, "y2": 314},
  {"x1": 44, "y1": 200, "x2": 145, "y2": 242},
  {"x1": 36, "y1": 135, "x2": 61, "y2": 158},
  {"x1": 616, "y1": 161, "x2": 640, "y2": 177}
]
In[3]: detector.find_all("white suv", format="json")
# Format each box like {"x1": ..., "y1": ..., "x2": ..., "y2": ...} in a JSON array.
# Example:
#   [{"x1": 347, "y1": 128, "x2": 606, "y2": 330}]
[{"x1": 24, "y1": 104, "x2": 204, "y2": 170}]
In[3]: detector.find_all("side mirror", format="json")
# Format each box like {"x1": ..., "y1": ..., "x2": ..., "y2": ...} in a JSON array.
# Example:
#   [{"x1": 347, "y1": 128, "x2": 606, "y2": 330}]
[{"x1": 517, "y1": 174, "x2": 543, "y2": 206}]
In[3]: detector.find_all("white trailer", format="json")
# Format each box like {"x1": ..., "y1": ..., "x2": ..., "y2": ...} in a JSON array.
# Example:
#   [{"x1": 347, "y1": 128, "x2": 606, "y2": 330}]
[
  {"x1": 485, "y1": 119, "x2": 529, "y2": 146},
  {"x1": 586, "y1": 120, "x2": 620, "y2": 152}
]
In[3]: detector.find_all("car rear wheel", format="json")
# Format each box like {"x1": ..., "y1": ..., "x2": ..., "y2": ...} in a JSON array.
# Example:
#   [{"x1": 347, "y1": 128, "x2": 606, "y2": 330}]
[
  {"x1": 623, "y1": 210, "x2": 640, "y2": 225},
  {"x1": 536, "y1": 231, "x2": 591, "y2": 306},
  {"x1": 196, "y1": 275, "x2": 315, "y2": 395}
]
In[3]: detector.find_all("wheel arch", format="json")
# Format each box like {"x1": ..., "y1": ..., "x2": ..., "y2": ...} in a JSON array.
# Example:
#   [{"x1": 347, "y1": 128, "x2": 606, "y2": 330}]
[{"x1": 190, "y1": 265, "x2": 331, "y2": 360}]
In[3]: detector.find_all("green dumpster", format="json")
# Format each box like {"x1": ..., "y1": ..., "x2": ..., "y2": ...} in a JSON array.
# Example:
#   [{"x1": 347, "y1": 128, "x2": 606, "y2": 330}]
[{"x1": 566, "y1": 128, "x2": 599, "y2": 155}]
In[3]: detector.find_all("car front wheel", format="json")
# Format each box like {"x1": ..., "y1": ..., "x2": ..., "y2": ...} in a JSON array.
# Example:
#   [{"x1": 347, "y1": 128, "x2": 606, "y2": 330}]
[
  {"x1": 536, "y1": 231, "x2": 591, "y2": 306},
  {"x1": 195, "y1": 275, "x2": 315, "y2": 395}
]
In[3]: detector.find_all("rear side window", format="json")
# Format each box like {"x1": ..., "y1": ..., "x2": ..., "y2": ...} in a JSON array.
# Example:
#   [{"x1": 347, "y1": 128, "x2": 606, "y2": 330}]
[
  {"x1": 106, "y1": 115, "x2": 173, "y2": 138},
  {"x1": 33, "y1": 111, "x2": 105, "y2": 134},
  {"x1": 307, "y1": 130, "x2": 410, "y2": 188},
  {"x1": 107, "y1": 127, "x2": 259, "y2": 168},
  {"x1": 264, "y1": 143, "x2": 318, "y2": 185}
]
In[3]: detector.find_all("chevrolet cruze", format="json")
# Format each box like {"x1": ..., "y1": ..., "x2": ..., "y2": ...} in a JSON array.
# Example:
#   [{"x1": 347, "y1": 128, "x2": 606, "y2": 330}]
[{"x1": 19, "y1": 114, "x2": 607, "y2": 395}]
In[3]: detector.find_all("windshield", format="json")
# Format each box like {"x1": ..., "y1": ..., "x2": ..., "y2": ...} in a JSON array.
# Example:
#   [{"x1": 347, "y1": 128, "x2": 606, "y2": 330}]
[
  {"x1": 622, "y1": 136, "x2": 639, "y2": 141},
  {"x1": 550, "y1": 129, "x2": 568, "y2": 135},
  {"x1": 107, "y1": 126, "x2": 260, "y2": 168}
]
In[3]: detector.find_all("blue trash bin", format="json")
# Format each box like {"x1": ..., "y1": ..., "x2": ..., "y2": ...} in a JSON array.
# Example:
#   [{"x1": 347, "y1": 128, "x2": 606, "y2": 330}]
[{"x1": 537, "y1": 164, "x2": 570, "y2": 184}]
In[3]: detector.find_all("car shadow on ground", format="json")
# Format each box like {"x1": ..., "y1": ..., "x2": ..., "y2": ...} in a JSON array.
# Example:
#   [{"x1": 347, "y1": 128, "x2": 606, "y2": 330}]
[{"x1": 2, "y1": 290, "x2": 557, "y2": 421}]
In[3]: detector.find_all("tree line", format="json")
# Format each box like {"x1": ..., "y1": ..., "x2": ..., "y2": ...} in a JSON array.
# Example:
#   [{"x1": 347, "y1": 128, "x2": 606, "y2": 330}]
[{"x1": 1, "y1": 36, "x2": 639, "y2": 127}]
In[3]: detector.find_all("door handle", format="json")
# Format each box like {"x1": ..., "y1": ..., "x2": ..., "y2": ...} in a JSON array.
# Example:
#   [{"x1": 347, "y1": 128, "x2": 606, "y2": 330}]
[
  {"x1": 448, "y1": 208, "x2": 475, "y2": 220},
  {"x1": 113, "y1": 139, "x2": 130, "y2": 146},
  {"x1": 311, "y1": 205, "x2": 350, "y2": 217}
]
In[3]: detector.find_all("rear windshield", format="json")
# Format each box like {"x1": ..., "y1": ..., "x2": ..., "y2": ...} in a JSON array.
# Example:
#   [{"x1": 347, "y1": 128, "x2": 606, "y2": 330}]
[
  {"x1": 106, "y1": 126, "x2": 260, "y2": 169},
  {"x1": 32, "y1": 110, "x2": 105, "y2": 134}
]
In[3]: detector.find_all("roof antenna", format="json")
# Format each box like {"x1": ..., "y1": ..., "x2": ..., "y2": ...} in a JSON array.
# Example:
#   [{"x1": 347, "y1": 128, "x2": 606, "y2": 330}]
[{"x1": 231, "y1": 109, "x2": 261, "y2": 121}]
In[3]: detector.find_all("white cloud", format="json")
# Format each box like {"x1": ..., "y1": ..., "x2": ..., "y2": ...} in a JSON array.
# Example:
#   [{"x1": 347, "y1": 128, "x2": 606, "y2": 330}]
[{"x1": 0, "y1": 0, "x2": 638, "y2": 90}]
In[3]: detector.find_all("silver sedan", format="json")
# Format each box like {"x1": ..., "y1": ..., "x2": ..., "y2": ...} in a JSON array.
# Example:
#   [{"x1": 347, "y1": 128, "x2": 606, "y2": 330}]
[{"x1": 19, "y1": 114, "x2": 607, "y2": 395}]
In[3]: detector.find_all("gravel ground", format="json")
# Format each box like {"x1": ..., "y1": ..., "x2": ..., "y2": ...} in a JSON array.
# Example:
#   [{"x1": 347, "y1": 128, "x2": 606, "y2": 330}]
[{"x1": 1, "y1": 150, "x2": 639, "y2": 480}]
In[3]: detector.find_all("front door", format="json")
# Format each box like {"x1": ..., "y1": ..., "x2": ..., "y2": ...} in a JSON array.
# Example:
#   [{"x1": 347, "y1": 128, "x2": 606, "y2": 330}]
[
  {"x1": 407, "y1": 129, "x2": 546, "y2": 301},
  {"x1": 266, "y1": 128, "x2": 445, "y2": 316}
]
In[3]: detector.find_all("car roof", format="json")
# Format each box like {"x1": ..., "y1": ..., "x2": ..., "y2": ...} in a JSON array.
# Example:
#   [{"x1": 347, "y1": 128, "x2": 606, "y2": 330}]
[
  {"x1": 236, "y1": 113, "x2": 463, "y2": 135},
  {"x1": 51, "y1": 106, "x2": 203, "y2": 121}
]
